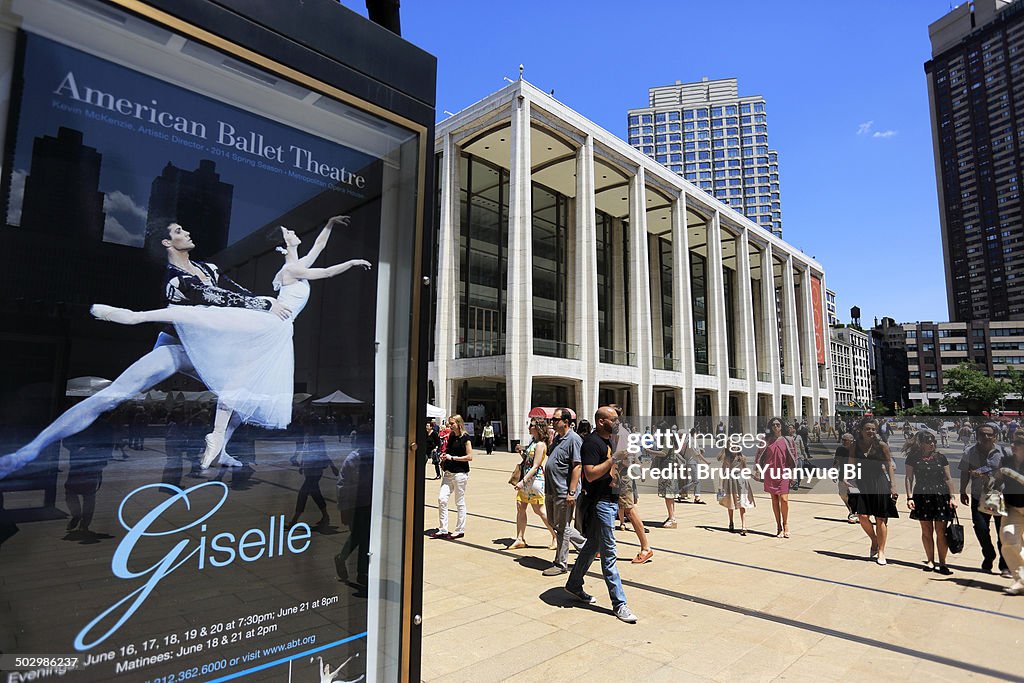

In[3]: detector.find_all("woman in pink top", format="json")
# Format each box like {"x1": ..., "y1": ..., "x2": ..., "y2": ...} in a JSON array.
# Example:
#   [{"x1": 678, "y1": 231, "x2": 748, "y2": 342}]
[{"x1": 756, "y1": 417, "x2": 797, "y2": 538}]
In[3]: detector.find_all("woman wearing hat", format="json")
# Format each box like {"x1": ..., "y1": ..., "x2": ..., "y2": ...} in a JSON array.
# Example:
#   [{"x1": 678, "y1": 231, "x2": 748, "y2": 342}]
[{"x1": 904, "y1": 429, "x2": 957, "y2": 574}]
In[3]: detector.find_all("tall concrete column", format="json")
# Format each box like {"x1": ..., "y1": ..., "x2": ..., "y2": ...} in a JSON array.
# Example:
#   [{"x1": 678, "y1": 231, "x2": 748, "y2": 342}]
[
  {"x1": 736, "y1": 229, "x2": 758, "y2": 420},
  {"x1": 628, "y1": 168, "x2": 653, "y2": 419},
  {"x1": 671, "y1": 195, "x2": 695, "y2": 417},
  {"x1": 706, "y1": 210, "x2": 729, "y2": 420},
  {"x1": 761, "y1": 242, "x2": 782, "y2": 416},
  {"x1": 576, "y1": 136, "x2": 600, "y2": 421},
  {"x1": 505, "y1": 93, "x2": 533, "y2": 445},
  {"x1": 801, "y1": 265, "x2": 823, "y2": 418},
  {"x1": 781, "y1": 254, "x2": 803, "y2": 418},
  {"x1": 433, "y1": 133, "x2": 461, "y2": 414}
]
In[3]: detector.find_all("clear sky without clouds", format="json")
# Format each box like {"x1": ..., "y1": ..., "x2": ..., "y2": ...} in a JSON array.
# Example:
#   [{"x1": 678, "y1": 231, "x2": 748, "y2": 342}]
[{"x1": 344, "y1": 0, "x2": 959, "y2": 327}]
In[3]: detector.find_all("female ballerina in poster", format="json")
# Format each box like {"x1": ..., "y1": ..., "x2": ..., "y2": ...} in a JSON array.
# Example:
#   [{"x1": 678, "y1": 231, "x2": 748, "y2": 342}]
[{"x1": 91, "y1": 215, "x2": 371, "y2": 466}]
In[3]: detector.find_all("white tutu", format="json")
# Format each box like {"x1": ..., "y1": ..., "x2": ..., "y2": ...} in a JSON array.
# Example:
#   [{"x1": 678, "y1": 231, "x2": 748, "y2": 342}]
[{"x1": 172, "y1": 281, "x2": 309, "y2": 429}]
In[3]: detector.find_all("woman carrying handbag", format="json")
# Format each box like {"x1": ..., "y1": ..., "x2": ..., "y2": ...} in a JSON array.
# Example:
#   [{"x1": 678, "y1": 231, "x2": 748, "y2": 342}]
[
  {"x1": 904, "y1": 429, "x2": 957, "y2": 574},
  {"x1": 508, "y1": 418, "x2": 557, "y2": 549}
]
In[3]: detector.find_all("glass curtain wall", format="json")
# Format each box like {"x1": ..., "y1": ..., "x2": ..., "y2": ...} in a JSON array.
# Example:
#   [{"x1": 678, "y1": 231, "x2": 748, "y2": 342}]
[
  {"x1": 532, "y1": 185, "x2": 568, "y2": 357},
  {"x1": 658, "y1": 236, "x2": 674, "y2": 369},
  {"x1": 691, "y1": 252, "x2": 710, "y2": 373},
  {"x1": 596, "y1": 210, "x2": 615, "y2": 355},
  {"x1": 459, "y1": 154, "x2": 508, "y2": 357},
  {"x1": 723, "y1": 266, "x2": 736, "y2": 375}
]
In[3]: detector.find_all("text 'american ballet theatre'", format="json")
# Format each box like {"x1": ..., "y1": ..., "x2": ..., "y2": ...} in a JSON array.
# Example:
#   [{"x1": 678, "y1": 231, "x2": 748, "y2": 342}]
[{"x1": 52, "y1": 71, "x2": 367, "y2": 187}]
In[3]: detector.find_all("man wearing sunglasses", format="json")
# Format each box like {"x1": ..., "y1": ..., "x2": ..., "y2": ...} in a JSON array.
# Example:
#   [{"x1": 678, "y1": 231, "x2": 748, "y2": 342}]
[
  {"x1": 959, "y1": 422, "x2": 1011, "y2": 576},
  {"x1": 541, "y1": 408, "x2": 587, "y2": 576}
]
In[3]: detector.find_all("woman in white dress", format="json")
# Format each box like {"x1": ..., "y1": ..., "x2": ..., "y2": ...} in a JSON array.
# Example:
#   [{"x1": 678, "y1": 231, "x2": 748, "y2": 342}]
[{"x1": 91, "y1": 215, "x2": 371, "y2": 467}]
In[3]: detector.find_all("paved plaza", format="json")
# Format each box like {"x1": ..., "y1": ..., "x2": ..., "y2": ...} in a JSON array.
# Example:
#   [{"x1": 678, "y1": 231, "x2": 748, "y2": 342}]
[{"x1": 421, "y1": 437, "x2": 1024, "y2": 682}]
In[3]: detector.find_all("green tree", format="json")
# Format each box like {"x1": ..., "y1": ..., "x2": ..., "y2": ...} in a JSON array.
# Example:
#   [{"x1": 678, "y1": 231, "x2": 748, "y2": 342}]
[
  {"x1": 1006, "y1": 367, "x2": 1024, "y2": 409},
  {"x1": 900, "y1": 404, "x2": 940, "y2": 417},
  {"x1": 941, "y1": 363, "x2": 1008, "y2": 414},
  {"x1": 869, "y1": 400, "x2": 890, "y2": 416}
]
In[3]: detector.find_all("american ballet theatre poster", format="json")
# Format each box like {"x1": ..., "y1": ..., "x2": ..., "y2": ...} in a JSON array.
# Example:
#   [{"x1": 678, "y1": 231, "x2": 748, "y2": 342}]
[{"x1": 0, "y1": 30, "x2": 387, "y2": 682}]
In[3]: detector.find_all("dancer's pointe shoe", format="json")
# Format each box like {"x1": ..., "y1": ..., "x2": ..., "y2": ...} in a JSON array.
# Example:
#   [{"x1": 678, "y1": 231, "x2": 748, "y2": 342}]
[
  {"x1": 90, "y1": 304, "x2": 142, "y2": 325},
  {"x1": 200, "y1": 432, "x2": 225, "y2": 469},
  {"x1": 218, "y1": 452, "x2": 244, "y2": 467}
]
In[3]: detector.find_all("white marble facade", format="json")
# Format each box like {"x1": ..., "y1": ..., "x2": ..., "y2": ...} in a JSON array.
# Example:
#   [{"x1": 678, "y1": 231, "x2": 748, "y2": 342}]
[{"x1": 430, "y1": 80, "x2": 833, "y2": 446}]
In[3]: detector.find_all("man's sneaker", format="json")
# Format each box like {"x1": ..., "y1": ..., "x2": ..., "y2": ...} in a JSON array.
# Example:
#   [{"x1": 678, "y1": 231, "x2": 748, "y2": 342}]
[
  {"x1": 563, "y1": 586, "x2": 596, "y2": 605},
  {"x1": 542, "y1": 566, "x2": 568, "y2": 577},
  {"x1": 429, "y1": 530, "x2": 450, "y2": 539},
  {"x1": 615, "y1": 604, "x2": 638, "y2": 623},
  {"x1": 1000, "y1": 569, "x2": 1013, "y2": 579},
  {"x1": 1005, "y1": 580, "x2": 1024, "y2": 596}
]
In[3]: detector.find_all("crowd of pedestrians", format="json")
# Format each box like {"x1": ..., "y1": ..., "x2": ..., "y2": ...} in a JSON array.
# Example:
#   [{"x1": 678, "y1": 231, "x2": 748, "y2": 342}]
[{"x1": 425, "y1": 410, "x2": 1024, "y2": 622}]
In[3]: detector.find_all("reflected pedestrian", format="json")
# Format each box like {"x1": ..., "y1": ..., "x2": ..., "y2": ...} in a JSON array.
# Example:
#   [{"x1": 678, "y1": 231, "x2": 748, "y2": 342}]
[
  {"x1": 717, "y1": 447, "x2": 754, "y2": 534},
  {"x1": 905, "y1": 429, "x2": 956, "y2": 574},
  {"x1": 997, "y1": 435, "x2": 1024, "y2": 594},
  {"x1": 959, "y1": 422, "x2": 1010, "y2": 576},
  {"x1": 849, "y1": 416, "x2": 899, "y2": 565},
  {"x1": 755, "y1": 417, "x2": 796, "y2": 538}
]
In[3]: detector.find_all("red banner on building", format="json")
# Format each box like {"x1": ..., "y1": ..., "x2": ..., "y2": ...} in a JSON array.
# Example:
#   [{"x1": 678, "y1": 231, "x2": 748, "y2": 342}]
[{"x1": 811, "y1": 276, "x2": 826, "y2": 365}]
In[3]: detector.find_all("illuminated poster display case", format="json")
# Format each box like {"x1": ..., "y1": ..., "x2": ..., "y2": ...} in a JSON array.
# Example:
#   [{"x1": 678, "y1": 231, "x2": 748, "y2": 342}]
[{"x1": 0, "y1": 0, "x2": 435, "y2": 680}]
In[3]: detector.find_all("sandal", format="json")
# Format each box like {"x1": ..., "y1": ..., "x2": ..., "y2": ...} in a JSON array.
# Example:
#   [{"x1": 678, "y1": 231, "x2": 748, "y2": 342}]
[
  {"x1": 740, "y1": 529, "x2": 747, "y2": 536},
  {"x1": 508, "y1": 540, "x2": 527, "y2": 550}
]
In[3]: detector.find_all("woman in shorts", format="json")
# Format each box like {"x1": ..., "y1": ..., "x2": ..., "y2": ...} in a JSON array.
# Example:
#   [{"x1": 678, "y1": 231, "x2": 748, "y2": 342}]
[{"x1": 508, "y1": 417, "x2": 557, "y2": 549}]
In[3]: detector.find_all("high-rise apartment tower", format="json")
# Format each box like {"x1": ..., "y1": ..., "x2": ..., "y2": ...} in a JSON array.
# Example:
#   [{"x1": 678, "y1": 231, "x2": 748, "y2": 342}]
[
  {"x1": 627, "y1": 77, "x2": 782, "y2": 236},
  {"x1": 926, "y1": 0, "x2": 1024, "y2": 321}
]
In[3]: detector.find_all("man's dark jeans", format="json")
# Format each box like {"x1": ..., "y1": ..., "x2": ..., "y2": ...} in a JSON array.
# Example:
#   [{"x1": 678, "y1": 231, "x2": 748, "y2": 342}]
[{"x1": 972, "y1": 496, "x2": 1008, "y2": 571}]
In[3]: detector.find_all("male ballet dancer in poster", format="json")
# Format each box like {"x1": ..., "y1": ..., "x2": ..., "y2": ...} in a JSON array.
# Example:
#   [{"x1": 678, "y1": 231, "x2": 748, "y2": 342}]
[{"x1": 0, "y1": 214, "x2": 368, "y2": 479}]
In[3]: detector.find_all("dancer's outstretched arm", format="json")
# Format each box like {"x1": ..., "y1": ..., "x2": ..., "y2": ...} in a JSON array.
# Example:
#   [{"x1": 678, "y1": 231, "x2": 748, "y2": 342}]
[
  {"x1": 329, "y1": 653, "x2": 357, "y2": 677},
  {"x1": 286, "y1": 260, "x2": 372, "y2": 282},
  {"x1": 299, "y1": 215, "x2": 349, "y2": 268}
]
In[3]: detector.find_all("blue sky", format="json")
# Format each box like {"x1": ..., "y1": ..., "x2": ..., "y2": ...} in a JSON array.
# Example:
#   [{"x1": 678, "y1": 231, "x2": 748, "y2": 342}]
[{"x1": 346, "y1": 0, "x2": 957, "y2": 326}]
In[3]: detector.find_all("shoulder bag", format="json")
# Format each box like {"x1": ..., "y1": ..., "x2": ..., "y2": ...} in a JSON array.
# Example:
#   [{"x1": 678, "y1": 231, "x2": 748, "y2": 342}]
[
  {"x1": 977, "y1": 481, "x2": 1007, "y2": 517},
  {"x1": 508, "y1": 458, "x2": 523, "y2": 486},
  {"x1": 945, "y1": 509, "x2": 965, "y2": 554}
]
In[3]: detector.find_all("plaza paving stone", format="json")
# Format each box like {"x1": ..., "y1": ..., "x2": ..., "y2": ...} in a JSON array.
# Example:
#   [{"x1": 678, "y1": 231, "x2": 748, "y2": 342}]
[{"x1": 422, "y1": 439, "x2": 1024, "y2": 682}]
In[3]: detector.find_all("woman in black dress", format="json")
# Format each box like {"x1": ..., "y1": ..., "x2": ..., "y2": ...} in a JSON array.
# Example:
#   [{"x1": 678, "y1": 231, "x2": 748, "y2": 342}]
[
  {"x1": 848, "y1": 417, "x2": 899, "y2": 565},
  {"x1": 904, "y1": 429, "x2": 957, "y2": 574}
]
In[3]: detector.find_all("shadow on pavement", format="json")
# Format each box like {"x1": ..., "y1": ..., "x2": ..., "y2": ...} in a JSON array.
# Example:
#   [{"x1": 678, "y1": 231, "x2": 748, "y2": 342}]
[
  {"x1": 814, "y1": 516, "x2": 857, "y2": 524},
  {"x1": 946, "y1": 576, "x2": 1013, "y2": 592},
  {"x1": 514, "y1": 555, "x2": 552, "y2": 571},
  {"x1": 814, "y1": 549, "x2": 933, "y2": 570},
  {"x1": 538, "y1": 587, "x2": 612, "y2": 616}
]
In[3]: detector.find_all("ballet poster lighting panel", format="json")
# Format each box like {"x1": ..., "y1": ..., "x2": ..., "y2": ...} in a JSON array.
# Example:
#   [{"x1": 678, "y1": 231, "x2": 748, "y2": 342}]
[{"x1": 0, "y1": 0, "x2": 433, "y2": 681}]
